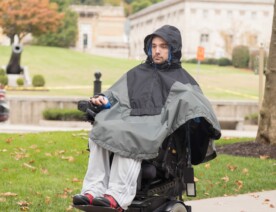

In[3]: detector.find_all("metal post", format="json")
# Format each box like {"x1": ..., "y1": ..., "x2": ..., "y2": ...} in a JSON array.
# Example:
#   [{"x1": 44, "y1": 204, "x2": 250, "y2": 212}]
[{"x1": 93, "y1": 72, "x2": 102, "y2": 95}]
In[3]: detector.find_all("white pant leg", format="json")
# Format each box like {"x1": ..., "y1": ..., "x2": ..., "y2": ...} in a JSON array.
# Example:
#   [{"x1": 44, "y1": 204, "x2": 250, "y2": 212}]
[
  {"x1": 81, "y1": 139, "x2": 111, "y2": 197},
  {"x1": 106, "y1": 154, "x2": 142, "y2": 210}
]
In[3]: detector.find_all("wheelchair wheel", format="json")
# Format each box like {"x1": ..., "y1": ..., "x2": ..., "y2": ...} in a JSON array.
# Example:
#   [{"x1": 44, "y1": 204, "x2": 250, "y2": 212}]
[{"x1": 169, "y1": 203, "x2": 187, "y2": 212}]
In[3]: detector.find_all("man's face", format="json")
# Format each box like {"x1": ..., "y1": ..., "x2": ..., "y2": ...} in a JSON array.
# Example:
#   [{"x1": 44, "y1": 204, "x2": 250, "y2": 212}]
[{"x1": 151, "y1": 36, "x2": 169, "y2": 64}]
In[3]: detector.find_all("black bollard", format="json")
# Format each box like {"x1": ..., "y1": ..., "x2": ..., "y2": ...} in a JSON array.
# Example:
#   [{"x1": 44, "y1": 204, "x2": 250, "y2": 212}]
[
  {"x1": 6, "y1": 44, "x2": 24, "y2": 74},
  {"x1": 94, "y1": 72, "x2": 102, "y2": 95}
]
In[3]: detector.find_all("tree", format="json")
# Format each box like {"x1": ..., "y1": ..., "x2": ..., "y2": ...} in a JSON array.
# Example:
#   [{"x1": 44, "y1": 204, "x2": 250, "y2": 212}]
[
  {"x1": 256, "y1": 1, "x2": 276, "y2": 145},
  {"x1": 71, "y1": 0, "x2": 104, "y2": 5},
  {"x1": 0, "y1": 0, "x2": 64, "y2": 45},
  {"x1": 34, "y1": 9, "x2": 78, "y2": 47},
  {"x1": 132, "y1": 0, "x2": 151, "y2": 14},
  {"x1": 34, "y1": 0, "x2": 78, "y2": 47}
]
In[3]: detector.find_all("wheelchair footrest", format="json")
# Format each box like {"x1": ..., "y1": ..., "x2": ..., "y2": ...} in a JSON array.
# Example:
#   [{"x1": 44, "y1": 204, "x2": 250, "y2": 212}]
[{"x1": 73, "y1": 205, "x2": 118, "y2": 212}]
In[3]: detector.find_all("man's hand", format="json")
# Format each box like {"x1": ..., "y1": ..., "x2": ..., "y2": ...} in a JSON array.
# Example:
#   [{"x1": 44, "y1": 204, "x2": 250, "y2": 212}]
[{"x1": 90, "y1": 95, "x2": 108, "y2": 106}]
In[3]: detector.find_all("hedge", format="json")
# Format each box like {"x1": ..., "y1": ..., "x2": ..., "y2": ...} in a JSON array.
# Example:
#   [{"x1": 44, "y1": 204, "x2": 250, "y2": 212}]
[{"x1": 42, "y1": 108, "x2": 85, "y2": 121}]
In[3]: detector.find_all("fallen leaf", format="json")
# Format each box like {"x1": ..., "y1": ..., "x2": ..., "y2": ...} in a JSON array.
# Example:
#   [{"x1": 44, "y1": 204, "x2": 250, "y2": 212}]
[
  {"x1": 205, "y1": 163, "x2": 210, "y2": 169},
  {"x1": 40, "y1": 168, "x2": 49, "y2": 175},
  {"x1": 64, "y1": 188, "x2": 73, "y2": 193},
  {"x1": 17, "y1": 201, "x2": 30, "y2": 207},
  {"x1": 28, "y1": 160, "x2": 35, "y2": 164},
  {"x1": 262, "y1": 199, "x2": 270, "y2": 205},
  {"x1": 194, "y1": 177, "x2": 199, "y2": 182},
  {"x1": 0, "y1": 192, "x2": 17, "y2": 197},
  {"x1": 35, "y1": 192, "x2": 42, "y2": 196},
  {"x1": 58, "y1": 193, "x2": 68, "y2": 199},
  {"x1": 72, "y1": 178, "x2": 80, "y2": 183},
  {"x1": 23, "y1": 163, "x2": 36, "y2": 171},
  {"x1": 66, "y1": 205, "x2": 74, "y2": 211},
  {"x1": 45, "y1": 153, "x2": 52, "y2": 157},
  {"x1": 221, "y1": 176, "x2": 229, "y2": 182},
  {"x1": 235, "y1": 180, "x2": 243, "y2": 190},
  {"x1": 29, "y1": 145, "x2": 38, "y2": 149},
  {"x1": 2, "y1": 167, "x2": 8, "y2": 172},
  {"x1": 57, "y1": 150, "x2": 65, "y2": 155},
  {"x1": 227, "y1": 164, "x2": 237, "y2": 171},
  {"x1": 250, "y1": 194, "x2": 259, "y2": 198},
  {"x1": 5, "y1": 137, "x2": 13, "y2": 144},
  {"x1": 13, "y1": 152, "x2": 29, "y2": 160},
  {"x1": 242, "y1": 168, "x2": 249, "y2": 175},
  {"x1": 260, "y1": 155, "x2": 269, "y2": 160},
  {"x1": 61, "y1": 156, "x2": 74, "y2": 162},
  {"x1": 45, "y1": 196, "x2": 51, "y2": 204},
  {"x1": 0, "y1": 197, "x2": 6, "y2": 202},
  {"x1": 19, "y1": 206, "x2": 29, "y2": 211}
]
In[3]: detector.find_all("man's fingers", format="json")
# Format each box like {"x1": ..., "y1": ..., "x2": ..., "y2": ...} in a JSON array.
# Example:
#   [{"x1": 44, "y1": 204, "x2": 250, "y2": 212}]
[{"x1": 90, "y1": 96, "x2": 107, "y2": 105}]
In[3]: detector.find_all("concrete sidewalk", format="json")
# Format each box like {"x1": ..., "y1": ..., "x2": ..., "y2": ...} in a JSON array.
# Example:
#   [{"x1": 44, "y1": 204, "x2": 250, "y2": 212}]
[
  {"x1": 186, "y1": 190, "x2": 276, "y2": 212},
  {"x1": 0, "y1": 122, "x2": 91, "y2": 133},
  {"x1": 0, "y1": 122, "x2": 257, "y2": 138}
]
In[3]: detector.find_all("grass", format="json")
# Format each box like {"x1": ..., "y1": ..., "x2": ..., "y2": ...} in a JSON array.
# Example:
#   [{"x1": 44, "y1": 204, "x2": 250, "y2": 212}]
[
  {"x1": 0, "y1": 133, "x2": 275, "y2": 211},
  {"x1": 0, "y1": 45, "x2": 260, "y2": 100}
]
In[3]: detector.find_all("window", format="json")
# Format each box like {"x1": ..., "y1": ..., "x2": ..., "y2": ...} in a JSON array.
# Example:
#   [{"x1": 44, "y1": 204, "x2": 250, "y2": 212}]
[
  {"x1": 251, "y1": 11, "x2": 257, "y2": 19},
  {"x1": 227, "y1": 10, "x2": 233, "y2": 18},
  {"x1": 263, "y1": 11, "x2": 269, "y2": 17},
  {"x1": 200, "y1": 34, "x2": 209, "y2": 43},
  {"x1": 240, "y1": 10, "x2": 245, "y2": 16},
  {"x1": 83, "y1": 34, "x2": 88, "y2": 48},
  {"x1": 215, "y1": 9, "x2": 221, "y2": 15}
]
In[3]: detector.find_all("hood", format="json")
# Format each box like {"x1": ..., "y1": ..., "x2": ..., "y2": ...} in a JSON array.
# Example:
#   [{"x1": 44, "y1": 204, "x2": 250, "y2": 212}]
[{"x1": 144, "y1": 25, "x2": 182, "y2": 64}]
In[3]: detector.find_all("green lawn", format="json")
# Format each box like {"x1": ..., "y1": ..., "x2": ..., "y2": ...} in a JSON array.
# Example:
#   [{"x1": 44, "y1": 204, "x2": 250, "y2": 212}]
[
  {"x1": 0, "y1": 133, "x2": 275, "y2": 211},
  {"x1": 0, "y1": 45, "x2": 260, "y2": 100}
]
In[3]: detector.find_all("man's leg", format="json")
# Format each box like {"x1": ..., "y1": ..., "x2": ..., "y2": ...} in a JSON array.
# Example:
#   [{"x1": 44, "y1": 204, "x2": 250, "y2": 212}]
[
  {"x1": 105, "y1": 154, "x2": 142, "y2": 210},
  {"x1": 81, "y1": 138, "x2": 111, "y2": 197}
]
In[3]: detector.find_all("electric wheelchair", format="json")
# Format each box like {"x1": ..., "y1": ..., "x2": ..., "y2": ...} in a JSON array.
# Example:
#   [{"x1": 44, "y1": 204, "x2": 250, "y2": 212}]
[{"x1": 74, "y1": 104, "x2": 216, "y2": 212}]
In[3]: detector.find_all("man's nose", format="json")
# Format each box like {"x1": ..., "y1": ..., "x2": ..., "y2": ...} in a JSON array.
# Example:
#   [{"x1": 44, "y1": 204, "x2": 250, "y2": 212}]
[{"x1": 155, "y1": 46, "x2": 161, "y2": 53}]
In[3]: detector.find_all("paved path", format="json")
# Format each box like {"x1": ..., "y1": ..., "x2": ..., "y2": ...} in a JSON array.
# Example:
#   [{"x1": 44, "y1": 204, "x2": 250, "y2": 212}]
[
  {"x1": 0, "y1": 122, "x2": 257, "y2": 138},
  {"x1": 186, "y1": 190, "x2": 276, "y2": 212}
]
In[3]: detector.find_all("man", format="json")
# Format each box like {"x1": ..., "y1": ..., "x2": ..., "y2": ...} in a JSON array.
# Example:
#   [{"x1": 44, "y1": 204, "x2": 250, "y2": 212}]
[{"x1": 73, "y1": 25, "x2": 221, "y2": 211}]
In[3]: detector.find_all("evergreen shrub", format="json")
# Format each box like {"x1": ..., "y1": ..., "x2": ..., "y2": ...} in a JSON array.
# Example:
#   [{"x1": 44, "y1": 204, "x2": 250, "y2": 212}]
[
  {"x1": 0, "y1": 69, "x2": 8, "y2": 86},
  {"x1": 32, "y1": 75, "x2": 45, "y2": 87},
  {"x1": 218, "y1": 57, "x2": 232, "y2": 66},
  {"x1": 232, "y1": 45, "x2": 250, "y2": 68},
  {"x1": 16, "y1": 78, "x2": 24, "y2": 86},
  {"x1": 43, "y1": 108, "x2": 84, "y2": 121}
]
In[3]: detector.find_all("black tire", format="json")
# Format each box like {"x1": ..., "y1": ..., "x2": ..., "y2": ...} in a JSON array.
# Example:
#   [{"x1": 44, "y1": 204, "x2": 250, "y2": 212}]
[{"x1": 169, "y1": 203, "x2": 187, "y2": 212}]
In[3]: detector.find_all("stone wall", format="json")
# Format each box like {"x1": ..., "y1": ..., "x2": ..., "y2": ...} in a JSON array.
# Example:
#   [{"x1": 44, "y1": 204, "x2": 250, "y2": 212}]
[
  {"x1": 6, "y1": 96, "x2": 84, "y2": 124},
  {"x1": 5, "y1": 96, "x2": 259, "y2": 129}
]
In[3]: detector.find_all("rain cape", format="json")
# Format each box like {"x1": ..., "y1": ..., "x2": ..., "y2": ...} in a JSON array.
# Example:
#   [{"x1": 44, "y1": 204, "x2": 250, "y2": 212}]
[{"x1": 90, "y1": 25, "x2": 221, "y2": 164}]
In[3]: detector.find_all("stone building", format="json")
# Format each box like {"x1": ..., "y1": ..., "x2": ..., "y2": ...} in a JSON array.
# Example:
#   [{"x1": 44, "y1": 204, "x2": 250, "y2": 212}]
[
  {"x1": 0, "y1": 5, "x2": 128, "y2": 58},
  {"x1": 128, "y1": 0, "x2": 273, "y2": 60},
  {"x1": 71, "y1": 5, "x2": 128, "y2": 58}
]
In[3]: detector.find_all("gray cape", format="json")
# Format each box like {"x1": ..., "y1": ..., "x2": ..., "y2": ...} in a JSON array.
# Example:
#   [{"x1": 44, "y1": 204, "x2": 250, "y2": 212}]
[{"x1": 89, "y1": 25, "x2": 221, "y2": 164}]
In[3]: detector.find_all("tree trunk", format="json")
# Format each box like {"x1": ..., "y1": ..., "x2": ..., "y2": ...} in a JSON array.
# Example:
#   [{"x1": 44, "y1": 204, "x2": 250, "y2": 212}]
[{"x1": 256, "y1": 1, "x2": 276, "y2": 145}]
